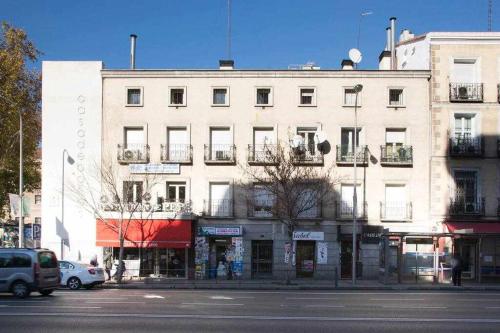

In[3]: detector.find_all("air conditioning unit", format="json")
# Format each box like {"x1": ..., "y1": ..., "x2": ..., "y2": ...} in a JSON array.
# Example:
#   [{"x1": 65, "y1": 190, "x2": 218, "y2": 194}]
[
  {"x1": 123, "y1": 149, "x2": 136, "y2": 160},
  {"x1": 458, "y1": 86, "x2": 469, "y2": 100},
  {"x1": 215, "y1": 150, "x2": 229, "y2": 160}
]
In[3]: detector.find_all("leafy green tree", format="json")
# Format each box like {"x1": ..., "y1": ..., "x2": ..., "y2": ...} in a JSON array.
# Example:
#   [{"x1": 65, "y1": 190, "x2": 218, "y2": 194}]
[{"x1": 0, "y1": 22, "x2": 41, "y2": 220}]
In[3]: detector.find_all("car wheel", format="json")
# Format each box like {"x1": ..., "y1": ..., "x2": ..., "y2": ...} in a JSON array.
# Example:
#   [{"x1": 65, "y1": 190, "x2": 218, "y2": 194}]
[
  {"x1": 11, "y1": 281, "x2": 30, "y2": 298},
  {"x1": 39, "y1": 289, "x2": 54, "y2": 296},
  {"x1": 67, "y1": 277, "x2": 82, "y2": 290}
]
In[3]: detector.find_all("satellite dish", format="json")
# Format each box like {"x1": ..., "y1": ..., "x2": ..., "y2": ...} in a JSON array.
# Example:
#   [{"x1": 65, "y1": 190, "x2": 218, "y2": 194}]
[
  {"x1": 314, "y1": 131, "x2": 327, "y2": 145},
  {"x1": 349, "y1": 48, "x2": 362, "y2": 64},
  {"x1": 291, "y1": 135, "x2": 304, "y2": 148}
]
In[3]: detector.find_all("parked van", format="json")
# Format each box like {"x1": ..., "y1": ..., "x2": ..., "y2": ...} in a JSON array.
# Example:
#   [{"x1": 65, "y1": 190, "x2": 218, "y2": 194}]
[{"x1": 0, "y1": 248, "x2": 60, "y2": 298}]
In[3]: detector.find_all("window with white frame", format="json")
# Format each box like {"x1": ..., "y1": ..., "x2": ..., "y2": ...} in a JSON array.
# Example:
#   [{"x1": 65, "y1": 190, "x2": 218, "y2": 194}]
[
  {"x1": 340, "y1": 184, "x2": 363, "y2": 218},
  {"x1": 297, "y1": 187, "x2": 319, "y2": 218},
  {"x1": 34, "y1": 217, "x2": 41, "y2": 224},
  {"x1": 340, "y1": 127, "x2": 362, "y2": 153},
  {"x1": 454, "y1": 114, "x2": 476, "y2": 139},
  {"x1": 299, "y1": 87, "x2": 316, "y2": 106},
  {"x1": 124, "y1": 127, "x2": 144, "y2": 148},
  {"x1": 34, "y1": 194, "x2": 41, "y2": 205},
  {"x1": 209, "y1": 182, "x2": 232, "y2": 216},
  {"x1": 384, "y1": 184, "x2": 407, "y2": 220},
  {"x1": 210, "y1": 127, "x2": 232, "y2": 160},
  {"x1": 167, "y1": 127, "x2": 189, "y2": 162},
  {"x1": 123, "y1": 181, "x2": 143, "y2": 203},
  {"x1": 343, "y1": 87, "x2": 360, "y2": 106},
  {"x1": 385, "y1": 128, "x2": 406, "y2": 156},
  {"x1": 297, "y1": 127, "x2": 317, "y2": 155},
  {"x1": 453, "y1": 170, "x2": 479, "y2": 206},
  {"x1": 252, "y1": 184, "x2": 275, "y2": 217},
  {"x1": 388, "y1": 88, "x2": 404, "y2": 106},
  {"x1": 126, "y1": 87, "x2": 143, "y2": 106},
  {"x1": 169, "y1": 87, "x2": 186, "y2": 106},
  {"x1": 256, "y1": 87, "x2": 272, "y2": 106},
  {"x1": 212, "y1": 87, "x2": 229, "y2": 106},
  {"x1": 452, "y1": 59, "x2": 478, "y2": 83},
  {"x1": 167, "y1": 182, "x2": 186, "y2": 203}
]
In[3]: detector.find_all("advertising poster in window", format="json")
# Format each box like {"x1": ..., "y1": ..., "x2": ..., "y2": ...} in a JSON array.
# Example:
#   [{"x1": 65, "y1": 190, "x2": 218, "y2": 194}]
[
  {"x1": 195, "y1": 237, "x2": 209, "y2": 279},
  {"x1": 231, "y1": 237, "x2": 244, "y2": 277},
  {"x1": 317, "y1": 242, "x2": 328, "y2": 264},
  {"x1": 284, "y1": 242, "x2": 291, "y2": 264}
]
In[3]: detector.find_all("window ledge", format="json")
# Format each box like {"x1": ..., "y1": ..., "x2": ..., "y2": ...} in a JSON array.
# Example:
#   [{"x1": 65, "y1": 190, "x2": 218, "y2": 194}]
[
  {"x1": 298, "y1": 104, "x2": 317, "y2": 107},
  {"x1": 387, "y1": 105, "x2": 406, "y2": 109},
  {"x1": 342, "y1": 104, "x2": 362, "y2": 108},
  {"x1": 211, "y1": 104, "x2": 230, "y2": 107},
  {"x1": 168, "y1": 104, "x2": 187, "y2": 107},
  {"x1": 255, "y1": 104, "x2": 273, "y2": 107},
  {"x1": 125, "y1": 104, "x2": 143, "y2": 107}
]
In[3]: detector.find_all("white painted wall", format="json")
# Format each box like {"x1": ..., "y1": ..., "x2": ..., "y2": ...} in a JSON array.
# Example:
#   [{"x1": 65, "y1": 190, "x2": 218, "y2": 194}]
[{"x1": 41, "y1": 61, "x2": 102, "y2": 263}]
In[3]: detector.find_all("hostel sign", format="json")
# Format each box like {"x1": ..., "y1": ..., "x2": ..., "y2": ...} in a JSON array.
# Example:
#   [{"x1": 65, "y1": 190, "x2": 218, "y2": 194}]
[
  {"x1": 198, "y1": 226, "x2": 242, "y2": 236},
  {"x1": 292, "y1": 231, "x2": 324, "y2": 241}
]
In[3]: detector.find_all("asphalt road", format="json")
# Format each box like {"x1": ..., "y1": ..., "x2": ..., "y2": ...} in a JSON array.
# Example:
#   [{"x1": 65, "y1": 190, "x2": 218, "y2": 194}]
[{"x1": 1, "y1": 288, "x2": 500, "y2": 332}]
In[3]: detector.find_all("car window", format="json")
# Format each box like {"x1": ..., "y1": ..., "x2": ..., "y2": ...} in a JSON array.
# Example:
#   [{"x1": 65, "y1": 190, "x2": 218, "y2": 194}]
[
  {"x1": 69, "y1": 263, "x2": 75, "y2": 269},
  {"x1": 59, "y1": 261, "x2": 70, "y2": 269},
  {"x1": 38, "y1": 251, "x2": 58, "y2": 268},
  {"x1": 12, "y1": 254, "x2": 31, "y2": 267},
  {"x1": 0, "y1": 253, "x2": 13, "y2": 268}
]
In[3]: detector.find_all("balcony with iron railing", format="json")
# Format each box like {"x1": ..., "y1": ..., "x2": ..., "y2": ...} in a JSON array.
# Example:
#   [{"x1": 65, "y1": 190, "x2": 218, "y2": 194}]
[
  {"x1": 296, "y1": 202, "x2": 322, "y2": 219},
  {"x1": 380, "y1": 145, "x2": 413, "y2": 166},
  {"x1": 291, "y1": 144, "x2": 324, "y2": 165},
  {"x1": 203, "y1": 199, "x2": 234, "y2": 218},
  {"x1": 117, "y1": 143, "x2": 150, "y2": 164},
  {"x1": 247, "y1": 199, "x2": 276, "y2": 218},
  {"x1": 204, "y1": 144, "x2": 236, "y2": 164},
  {"x1": 449, "y1": 136, "x2": 484, "y2": 158},
  {"x1": 380, "y1": 202, "x2": 412, "y2": 221},
  {"x1": 160, "y1": 144, "x2": 193, "y2": 164},
  {"x1": 449, "y1": 197, "x2": 485, "y2": 216},
  {"x1": 335, "y1": 201, "x2": 367, "y2": 220},
  {"x1": 247, "y1": 144, "x2": 278, "y2": 165},
  {"x1": 449, "y1": 83, "x2": 484, "y2": 102},
  {"x1": 336, "y1": 145, "x2": 368, "y2": 165}
]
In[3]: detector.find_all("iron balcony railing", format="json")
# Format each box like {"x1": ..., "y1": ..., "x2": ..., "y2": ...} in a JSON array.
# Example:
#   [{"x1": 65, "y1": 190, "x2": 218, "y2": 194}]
[
  {"x1": 449, "y1": 197, "x2": 485, "y2": 216},
  {"x1": 247, "y1": 199, "x2": 276, "y2": 218},
  {"x1": 380, "y1": 145, "x2": 413, "y2": 165},
  {"x1": 380, "y1": 202, "x2": 412, "y2": 221},
  {"x1": 203, "y1": 199, "x2": 234, "y2": 217},
  {"x1": 335, "y1": 201, "x2": 367, "y2": 220},
  {"x1": 247, "y1": 144, "x2": 278, "y2": 165},
  {"x1": 336, "y1": 145, "x2": 368, "y2": 164},
  {"x1": 296, "y1": 202, "x2": 322, "y2": 219},
  {"x1": 449, "y1": 83, "x2": 484, "y2": 102},
  {"x1": 117, "y1": 143, "x2": 150, "y2": 164},
  {"x1": 204, "y1": 144, "x2": 236, "y2": 164},
  {"x1": 160, "y1": 144, "x2": 192, "y2": 163},
  {"x1": 291, "y1": 144, "x2": 324, "y2": 165},
  {"x1": 449, "y1": 136, "x2": 483, "y2": 157}
]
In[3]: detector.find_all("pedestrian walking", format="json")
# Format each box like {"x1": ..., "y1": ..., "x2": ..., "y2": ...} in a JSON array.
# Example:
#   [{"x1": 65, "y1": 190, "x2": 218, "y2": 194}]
[
  {"x1": 451, "y1": 254, "x2": 462, "y2": 286},
  {"x1": 90, "y1": 254, "x2": 98, "y2": 267},
  {"x1": 103, "y1": 250, "x2": 113, "y2": 281}
]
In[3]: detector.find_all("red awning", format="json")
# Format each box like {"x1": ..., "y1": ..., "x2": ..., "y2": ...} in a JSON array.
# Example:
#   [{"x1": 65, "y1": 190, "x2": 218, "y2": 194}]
[
  {"x1": 96, "y1": 219, "x2": 192, "y2": 248},
  {"x1": 445, "y1": 221, "x2": 500, "y2": 234}
]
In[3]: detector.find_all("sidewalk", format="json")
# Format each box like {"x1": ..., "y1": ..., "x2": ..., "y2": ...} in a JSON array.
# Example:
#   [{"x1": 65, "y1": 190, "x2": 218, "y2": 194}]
[{"x1": 102, "y1": 278, "x2": 500, "y2": 291}]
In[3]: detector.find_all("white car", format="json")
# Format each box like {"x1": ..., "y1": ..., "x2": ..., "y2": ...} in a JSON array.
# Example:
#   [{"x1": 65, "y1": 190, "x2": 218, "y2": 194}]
[{"x1": 58, "y1": 260, "x2": 106, "y2": 290}]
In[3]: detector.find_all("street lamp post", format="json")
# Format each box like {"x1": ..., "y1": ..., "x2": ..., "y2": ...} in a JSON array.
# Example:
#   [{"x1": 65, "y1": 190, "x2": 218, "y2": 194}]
[
  {"x1": 352, "y1": 84, "x2": 363, "y2": 285},
  {"x1": 61, "y1": 149, "x2": 75, "y2": 259}
]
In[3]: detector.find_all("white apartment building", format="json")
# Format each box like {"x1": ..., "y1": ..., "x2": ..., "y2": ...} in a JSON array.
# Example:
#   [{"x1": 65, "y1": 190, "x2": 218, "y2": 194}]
[
  {"x1": 42, "y1": 53, "x2": 431, "y2": 280},
  {"x1": 396, "y1": 30, "x2": 500, "y2": 282}
]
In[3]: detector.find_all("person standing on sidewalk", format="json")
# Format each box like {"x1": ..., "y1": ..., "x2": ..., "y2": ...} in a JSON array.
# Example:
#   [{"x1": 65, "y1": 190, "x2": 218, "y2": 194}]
[
  {"x1": 451, "y1": 254, "x2": 462, "y2": 286},
  {"x1": 103, "y1": 250, "x2": 113, "y2": 281}
]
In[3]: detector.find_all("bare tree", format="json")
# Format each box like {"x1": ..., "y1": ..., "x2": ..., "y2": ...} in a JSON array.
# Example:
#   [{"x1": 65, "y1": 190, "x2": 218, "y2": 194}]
[
  {"x1": 241, "y1": 140, "x2": 340, "y2": 282},
  {"x1": 67, "y1": 159, "x2": 158, "y2": 283}
]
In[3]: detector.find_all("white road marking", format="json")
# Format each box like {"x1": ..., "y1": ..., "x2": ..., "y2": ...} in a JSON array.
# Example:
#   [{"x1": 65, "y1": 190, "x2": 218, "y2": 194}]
[
  {"x1": 181, "y1": 302, "x2": 244, "y2": 306},
  {"x1": 85, "y1": 301, "x2": 146, "y2": 304},
  {"x1": 210, "y1": 296, "x2": 234, "y2": 300},
  {"x1": 370, "y1": 298, "x2": 425, "y2": 301},
  {"x1": 484, "y1": 306, "x2": 500, "y2": 309},
  {"x1": 286, "y1": 297, "x2": 338, "y2": 300},
  {"x1": 2, "y1": 312, "x2": 500, "y2": 323},
  {"x1": 304, "y1": 305, "x2": 345, "y2": 308},
  {"x1": 144, "y1": 295, "x2": 165, "y2": 299},
  {"x1": 63, "y1": 297, "x2": 127, "y2": 300},
  {"x1": 458, "y1": 299, "x2": 500, "y2": 302},
  {"x1": 381, "y1": 305, "x2": 447, "y2": 309},
  {"x1": 3, "y1": 305, "x2": 101, "y2": 309},
  {"x1": 0, "y1": 300, "x2": 50, "y2": 303}
]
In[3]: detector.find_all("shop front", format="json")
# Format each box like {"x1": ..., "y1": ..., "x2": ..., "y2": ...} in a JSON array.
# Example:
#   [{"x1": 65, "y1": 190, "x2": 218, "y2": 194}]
[
  {"x1": 292, "y1": 231, "x2": 326, "y2": 278},
  {"x1": 96, "y1": 218, "x2": 192, "y2": 278},
  {"x1": 195, "y1": 226, "x2": 244, "y2": 279}
]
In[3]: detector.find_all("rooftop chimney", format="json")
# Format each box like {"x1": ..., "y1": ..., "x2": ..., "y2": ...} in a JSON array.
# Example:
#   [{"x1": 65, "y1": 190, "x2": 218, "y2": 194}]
[
  {"x1": 390, "y1": 17, "x2": 396, "y2": 70},
  {"x1": 219, "y1": 59, "x2": 234, "y2": 70},
  {"x1": 385, "y1": 27, "x2": 391, "y2": 51},
  {"x1": 130, "y1": 34, "x2": 137, "y2": 70},
  {"x1": 399, "y1": 29, "x2": 414, "y2": 43},
  {"x1": 341, "y1": 59, "x2": 354, "y2": 70}
]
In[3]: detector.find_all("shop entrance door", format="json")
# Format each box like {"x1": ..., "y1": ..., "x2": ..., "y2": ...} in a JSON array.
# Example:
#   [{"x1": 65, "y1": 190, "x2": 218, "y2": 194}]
[
  {"x1": 252, "y1": 240, "x2": 273, "y2": 278},
  {"x1": 456, "y1": 240, "x2": 477, "y2": 280},
  {"x1": 340, "y1": 240, "x2": 353, "y2": 279},
  {"x1": 296, "y1": 241, "x2": 315, "y2": 278}
]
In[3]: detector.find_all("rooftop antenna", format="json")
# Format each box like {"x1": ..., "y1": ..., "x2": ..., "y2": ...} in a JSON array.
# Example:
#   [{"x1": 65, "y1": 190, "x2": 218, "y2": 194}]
[
  {"x1": 357, "y1": 11, "x2": 373, "y2": 49},
  {"x1": 488, "y1": 0, "x2": 492, "y2": 31},
  {"x1": 227, "y1": 0, "x2": 232, "y2": 59}
]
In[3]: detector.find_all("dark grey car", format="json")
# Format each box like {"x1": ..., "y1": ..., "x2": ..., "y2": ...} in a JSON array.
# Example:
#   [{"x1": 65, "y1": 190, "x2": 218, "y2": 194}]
[{"x1": 0, "y1": 248, "x2": 60, "y2": 298}]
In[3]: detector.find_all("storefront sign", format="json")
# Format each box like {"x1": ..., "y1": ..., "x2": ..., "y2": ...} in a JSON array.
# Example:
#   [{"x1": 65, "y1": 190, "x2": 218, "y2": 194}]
[
  {"x1": 33, "y1": 224, "x2": 41, "y2": 240},
  {"x1": 316, "y1": 242, "x2": 328, "y2": 264},
  {"x1": 362, "y1": 225, "x2": 383, "y2": 244},
  {"x1": 198, "y1": 226, "x2": 242, "y2": 236},
  {"x1": 284, "y1": 242, "x2": 291, "y2": 264},
  {"x1": 129, "y1": 163, "x2": 180, "y2": 174},
  {"x1": 406, "y1": 237, "x2": 433, "y2": 245},
  {"x1": 293, "y1": 231, "x2": 324, "y2": 241}
]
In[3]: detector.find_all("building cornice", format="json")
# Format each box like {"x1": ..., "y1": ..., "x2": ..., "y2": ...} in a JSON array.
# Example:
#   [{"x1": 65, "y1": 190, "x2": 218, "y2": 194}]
[{"x1": 101, "y1": 69, "x2": 430, "y2": 79}]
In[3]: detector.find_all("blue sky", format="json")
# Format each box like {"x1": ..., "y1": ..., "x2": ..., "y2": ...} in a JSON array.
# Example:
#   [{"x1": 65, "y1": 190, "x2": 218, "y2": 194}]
[{"x1": 1, "y1": 0, "x2": 495, "y2": 70}]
